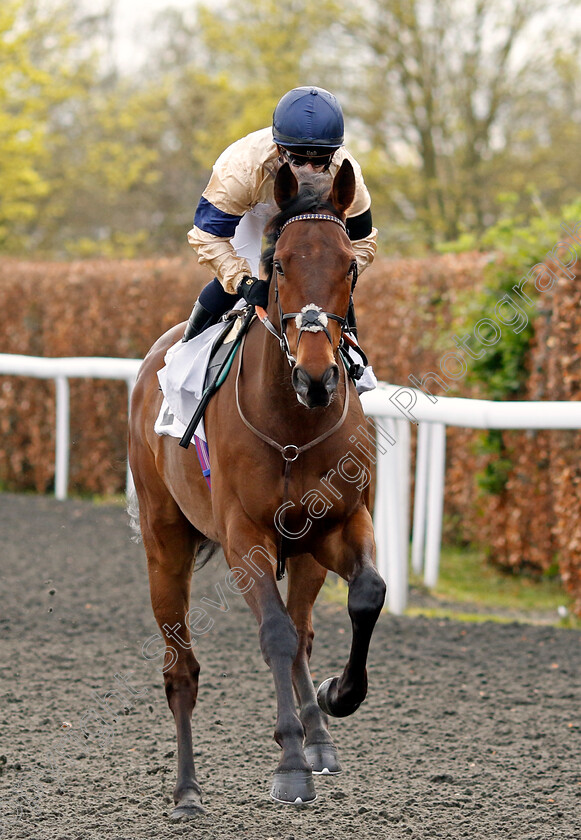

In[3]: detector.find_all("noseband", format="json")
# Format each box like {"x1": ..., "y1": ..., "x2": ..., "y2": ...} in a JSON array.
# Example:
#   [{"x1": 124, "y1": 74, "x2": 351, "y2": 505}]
[{"x1": 257, "y1": 213, "x2": 358, "y2": 366}]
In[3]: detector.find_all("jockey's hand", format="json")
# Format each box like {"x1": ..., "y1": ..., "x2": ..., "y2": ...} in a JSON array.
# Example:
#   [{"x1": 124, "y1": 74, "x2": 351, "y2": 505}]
[{"x1": 237, "y1": 276, "x2": 270, "y2": 308}]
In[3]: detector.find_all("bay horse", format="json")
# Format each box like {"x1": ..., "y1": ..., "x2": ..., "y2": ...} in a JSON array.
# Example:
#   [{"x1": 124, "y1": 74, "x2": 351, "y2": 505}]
[{"x1": 128, "y1": 160, "x2": 386, "y2": 818}]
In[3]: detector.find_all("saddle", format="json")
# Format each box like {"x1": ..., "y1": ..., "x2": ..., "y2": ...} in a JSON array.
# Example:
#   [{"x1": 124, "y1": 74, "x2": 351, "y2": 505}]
[{"x1": 178, "y1": 306, "x2": 255, "y2": 449}]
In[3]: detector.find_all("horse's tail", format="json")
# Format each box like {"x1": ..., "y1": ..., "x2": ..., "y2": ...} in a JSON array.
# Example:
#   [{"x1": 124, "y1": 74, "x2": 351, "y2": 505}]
[
  {"x1": 126, "y1": 486, "x2": 142, "y2": 543},
  {"x1": 195, "y1": 539, "x2": 222, "y2": 571}
]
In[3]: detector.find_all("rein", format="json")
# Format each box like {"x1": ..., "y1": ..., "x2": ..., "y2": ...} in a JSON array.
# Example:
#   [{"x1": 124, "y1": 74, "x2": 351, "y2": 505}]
[{"x1": 235, "y1": 330, "x2": 350, "y2": 580}]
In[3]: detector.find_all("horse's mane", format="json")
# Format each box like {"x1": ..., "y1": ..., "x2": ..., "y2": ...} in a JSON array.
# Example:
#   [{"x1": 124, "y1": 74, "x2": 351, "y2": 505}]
[{"x1": 261, "y1": 173, "x2": 340, "y2": 281}]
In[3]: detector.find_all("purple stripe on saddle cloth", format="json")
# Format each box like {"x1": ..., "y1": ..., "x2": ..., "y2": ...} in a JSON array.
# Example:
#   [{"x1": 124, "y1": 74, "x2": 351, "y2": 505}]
[{"x1": 194, "y1": 434, "x2": 211, "y2": 489}]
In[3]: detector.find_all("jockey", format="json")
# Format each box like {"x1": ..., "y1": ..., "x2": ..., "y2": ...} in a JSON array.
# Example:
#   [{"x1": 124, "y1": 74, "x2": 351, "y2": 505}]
[{"x1": 183, "y1": 86, "x2": 377, "y2": 341}]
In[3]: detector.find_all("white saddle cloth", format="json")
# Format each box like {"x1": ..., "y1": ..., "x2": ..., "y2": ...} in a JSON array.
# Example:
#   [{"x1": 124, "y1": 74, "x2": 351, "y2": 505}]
[{"x1": 155, "y1": 321, "x2": 226, "y2": 443}]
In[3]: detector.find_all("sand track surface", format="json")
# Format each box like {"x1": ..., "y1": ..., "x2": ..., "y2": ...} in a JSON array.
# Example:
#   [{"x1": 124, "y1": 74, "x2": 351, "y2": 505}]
[{"x1": 0, "y1": 493, "x2": 580, "y2": 840}]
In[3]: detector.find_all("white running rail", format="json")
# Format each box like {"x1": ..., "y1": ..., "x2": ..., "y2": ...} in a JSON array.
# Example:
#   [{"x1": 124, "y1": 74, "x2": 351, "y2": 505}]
[
  {"x1": 1, "y1": 357, "x2": 580, "y2": 615},
  {"x1": 0, "y1": 354, "x2": 142, "y2": 501},
  {"x1": 361, "y1": 384, "x2": 581, "y2": 615}
]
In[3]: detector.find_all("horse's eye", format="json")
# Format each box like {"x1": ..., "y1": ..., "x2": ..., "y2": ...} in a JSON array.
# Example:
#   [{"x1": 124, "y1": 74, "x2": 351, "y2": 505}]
[{"x1": 274, "y1": 261, "x2": 284, "y2": 276}]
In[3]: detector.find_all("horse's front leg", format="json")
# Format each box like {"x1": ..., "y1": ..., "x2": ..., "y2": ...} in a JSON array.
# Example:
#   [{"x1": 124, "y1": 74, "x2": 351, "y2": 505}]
[
  {"x1": 316, "y1": 507, "x2": 386, "y2": 718},
  {"x1": 286, "y1": 554, "x2": 342, "y2": 775},
  {"x1": 225, "y1": 528, "x2": 315, "y2": 805}
]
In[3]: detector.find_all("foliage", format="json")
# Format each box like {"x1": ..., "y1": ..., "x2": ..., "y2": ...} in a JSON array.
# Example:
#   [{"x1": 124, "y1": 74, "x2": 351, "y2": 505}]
[
  {"x1": 147, "y1": 0, "x2": 349, "y2": 170},
  {"x1": 349, "y1": 0, "x2": 581, "y2": 251},
  {"x1": 42, "y1": 80, "x2": 168, "y2": 257},
  {"x1": 0, "y1": 0, "x2": 170, "y2": 257},
  {"x1": 2, "y1": 0, "x2": 581, "y2": 256},
  {"x1": 444, "y1": 199, "x2": 581, "y2": 494},
  {"x1": 474, "y1": 430, "x2": 514, "y2": 495},
  {"x1": 468, "y1": 206, "x2": 572, "y2": 396},
  {"x1": 195, "y1": 0, "x2": 346, "y2": 136},
  {"x1": 0, "y1": 0, "x2": 93, "y2": 250}
]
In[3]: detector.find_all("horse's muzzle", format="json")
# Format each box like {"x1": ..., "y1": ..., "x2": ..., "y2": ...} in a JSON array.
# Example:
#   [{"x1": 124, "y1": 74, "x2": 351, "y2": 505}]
[{"x1": 292, "y1": 363, "x2": 339, "y2": 408}]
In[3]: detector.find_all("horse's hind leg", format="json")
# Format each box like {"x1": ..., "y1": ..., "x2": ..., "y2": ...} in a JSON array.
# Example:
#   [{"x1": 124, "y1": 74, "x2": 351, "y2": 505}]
[
  {"x1": 286, "y1": 555, "x2": 342, "y2": 775},
  {"x1": 316, "y1": 508, "x2": 386, "y2": 719},
  {"x1": 137, "y1": 478, "x2": 204, "y2": 820}
]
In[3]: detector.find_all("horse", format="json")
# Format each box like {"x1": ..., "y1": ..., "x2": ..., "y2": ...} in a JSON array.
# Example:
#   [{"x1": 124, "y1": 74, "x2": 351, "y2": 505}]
[{"x1": 128, "y1": 159, "x2": 386, "y2": 818}]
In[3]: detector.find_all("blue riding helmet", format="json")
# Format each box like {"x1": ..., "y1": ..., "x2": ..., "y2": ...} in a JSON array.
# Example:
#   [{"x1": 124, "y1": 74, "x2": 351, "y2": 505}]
[{"x1": 272, "y1": 86, "x2": 344, "y2": 150}]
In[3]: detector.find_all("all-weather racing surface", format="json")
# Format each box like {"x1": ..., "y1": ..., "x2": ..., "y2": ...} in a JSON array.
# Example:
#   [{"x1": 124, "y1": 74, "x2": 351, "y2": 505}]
[{"x1": 0, "y1": 492, "x2": 580, "y2": 840}]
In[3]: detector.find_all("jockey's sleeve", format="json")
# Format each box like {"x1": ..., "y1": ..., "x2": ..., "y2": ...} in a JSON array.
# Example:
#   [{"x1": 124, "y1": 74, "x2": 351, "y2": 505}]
[
  {"x1": 187, "y1": 131, "x2": 269, "y2": 293},
  {"x1": 337, "y1": 153, "x2": 377, "y2": 275},
  {"x1": 187, "y1": 198, "x2": 251, "y2": 295},
  {"x1": 346, "y1": 208, "x2": 372, "y2": 240},
  {"x1": 351, "y1": 227, "x2": 378, "y2": 275},
  {"x1": 346, "y1": 208, "x2": 377, "y2": 275}
]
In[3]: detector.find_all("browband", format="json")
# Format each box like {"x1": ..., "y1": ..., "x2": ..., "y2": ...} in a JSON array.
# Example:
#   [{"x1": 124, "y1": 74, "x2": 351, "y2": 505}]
[{"x1": 279, "y1": 213, "x2": 347, "y2": 236}]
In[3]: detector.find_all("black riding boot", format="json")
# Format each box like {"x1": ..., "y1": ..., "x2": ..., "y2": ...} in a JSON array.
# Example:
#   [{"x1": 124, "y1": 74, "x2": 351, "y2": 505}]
[{"x1": 182, "y1": 300, "x2": 219, "y2": 342}]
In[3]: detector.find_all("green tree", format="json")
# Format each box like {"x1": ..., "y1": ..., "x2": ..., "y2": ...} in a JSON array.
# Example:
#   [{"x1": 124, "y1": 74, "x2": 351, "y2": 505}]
[
  {"x1": 147, "y1": 0, "x2": 349, "y2": 159},
  {"x1": 39, "y1": 79, "x2": 168, "y2": 257},
  {"x1": 128, "y1": 0, "x2": 351, "y2": 253},
  {"x1": 0, "y1": 0, "x2": 91, "y2": 250},
  {"x1": 0, "y1": 0, "x2": 170, "y2": 257},
  {"x1": 349, "y1": 0, "x2": 581, "y2": 251}
]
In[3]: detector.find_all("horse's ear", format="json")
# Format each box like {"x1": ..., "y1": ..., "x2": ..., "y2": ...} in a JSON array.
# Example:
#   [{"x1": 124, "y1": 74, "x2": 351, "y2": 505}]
[
  {"x1": 330, "y1": 159, "x2": 356, "y2": 216},
  {"x1": 274, "y1": 162, "x2": 299, "y2": 208}
]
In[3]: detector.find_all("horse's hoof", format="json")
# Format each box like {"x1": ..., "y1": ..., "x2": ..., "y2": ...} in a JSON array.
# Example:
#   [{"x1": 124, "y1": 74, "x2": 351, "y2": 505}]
[
  {"x1": 170, "y1": 803, "x2": 205, "y2": 821},
  {"x1": 170, "y1": 794, "x2": 205, "y2": 821},
  {"x1": 270, "y1": 770, "x2": 316, "y2": 805},
  {"x1": 317, "y1": 676, "x2": 361, "y2": 718},
  {"x1": 304, "y1": 742, "x2": 342, "y2": 775}
]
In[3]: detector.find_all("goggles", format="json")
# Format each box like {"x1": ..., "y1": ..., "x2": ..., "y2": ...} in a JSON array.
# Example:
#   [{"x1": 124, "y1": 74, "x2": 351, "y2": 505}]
[{"x1": 280, "y1": 147, "x2": 335, "y2": 170}]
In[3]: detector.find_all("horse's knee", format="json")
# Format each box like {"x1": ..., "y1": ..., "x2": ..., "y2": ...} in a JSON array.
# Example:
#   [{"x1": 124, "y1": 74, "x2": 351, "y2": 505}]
[
  {"x1": 259, "y1": 611, "x2": 298, "y2": 665},
  {"x1": 163, "y1": 655, "x2": 201, "y2": 713},
  {"x1": 348, "y1": 565, "x2": 386, "y2": 625}
]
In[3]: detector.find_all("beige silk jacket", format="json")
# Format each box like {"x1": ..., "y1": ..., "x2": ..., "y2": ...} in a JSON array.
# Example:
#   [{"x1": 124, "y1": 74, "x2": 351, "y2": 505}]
[{"x1": 187, "y1": 127, "x2": 377, "y2": 295}]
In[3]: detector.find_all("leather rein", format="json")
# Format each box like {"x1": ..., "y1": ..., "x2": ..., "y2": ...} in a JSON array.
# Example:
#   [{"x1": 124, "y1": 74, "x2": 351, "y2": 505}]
[{"x1": 235, "y1": 211, "x2": 357, "y2": 580}]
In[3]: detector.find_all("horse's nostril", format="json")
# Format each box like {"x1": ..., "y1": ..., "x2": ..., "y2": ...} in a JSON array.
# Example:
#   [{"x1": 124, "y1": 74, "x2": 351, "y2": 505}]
[
  {"x1": 322, "y1": 364, "x2": 339, "y2": 394},
  {"x1": 292, "y1": 364, "x2": 338, "y2": 407},
  {"x1": 292, "y1": 366, "x2": 311, "y2": 395}
]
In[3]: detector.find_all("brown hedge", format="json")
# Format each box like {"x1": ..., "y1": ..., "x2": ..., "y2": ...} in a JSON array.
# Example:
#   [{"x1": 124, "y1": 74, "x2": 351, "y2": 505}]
[
  {"x1": 0, "y1": 254, "x2": 579, "y2": 611},
  {"x1": 439, "y1": 268, "x2": 581, "y2": 613},
  {"x1": 0, "y1": 257, "x2": 203, "y2": 495}
]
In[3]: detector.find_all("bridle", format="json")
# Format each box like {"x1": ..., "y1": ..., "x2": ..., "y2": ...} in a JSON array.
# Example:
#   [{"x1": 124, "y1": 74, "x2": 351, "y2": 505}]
[
  {"x1": 234, "y1": 210, "x2": 361, "y2": 582},
  {"x1": 255, "y1": 212, "x2": 358, "y2": 368}
]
